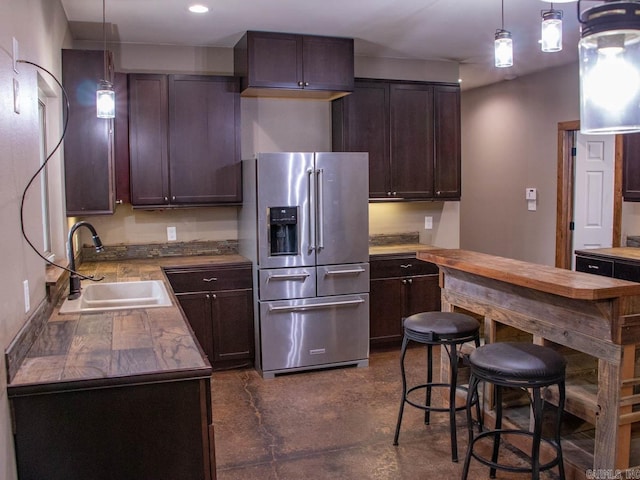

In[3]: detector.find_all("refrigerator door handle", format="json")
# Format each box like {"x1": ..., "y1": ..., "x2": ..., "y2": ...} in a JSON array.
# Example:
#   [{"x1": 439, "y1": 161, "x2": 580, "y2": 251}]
[
  {"x1": 268, "y1": 273, "x2": 311, "y2": 281},
  {"x1": 324, "y1": 268, "x2": 366, "y2": 275},
  {"x1": 317, "y1": 168, "x2": 325, "y2": 251},
  {"x1": 269, "y1": 298, "x2": 365, "y2": 312},
  {"x1": 307, "y1": 168, "x2": 316, "y2": 252}
]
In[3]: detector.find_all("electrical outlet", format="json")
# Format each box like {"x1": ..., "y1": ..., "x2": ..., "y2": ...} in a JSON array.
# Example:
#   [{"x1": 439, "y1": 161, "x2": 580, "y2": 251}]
[
  {"x1": 167, "y1": 226, "x2": 177, "y2": 241},
  {"x1": 13, "y1": 78, "x2": 20, "y2": 114},
  {"x1": 23, "y1": 280, "x2": 30, "y2": 313},
  {"x1": 12, "y1": 37, "x2": 18, "y2": 73},
  {"x1": 424, "y1": 216, "x2": 433, "y2": 230}
]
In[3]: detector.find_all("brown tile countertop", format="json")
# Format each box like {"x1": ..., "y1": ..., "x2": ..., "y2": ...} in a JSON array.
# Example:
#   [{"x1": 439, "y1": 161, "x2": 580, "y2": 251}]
[{"x1": 8, "y1": 255, "x2": 249, "y2": 395}]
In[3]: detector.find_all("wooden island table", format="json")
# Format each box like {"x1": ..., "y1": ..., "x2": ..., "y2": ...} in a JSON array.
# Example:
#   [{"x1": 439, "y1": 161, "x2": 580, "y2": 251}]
[{"x1": 418, "y1": 248, "x2": 640, "y2": 478}]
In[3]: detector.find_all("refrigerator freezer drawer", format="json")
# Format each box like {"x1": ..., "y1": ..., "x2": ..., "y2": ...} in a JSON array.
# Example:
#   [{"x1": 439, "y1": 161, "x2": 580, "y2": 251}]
[
  {"x1": 316, "y1": 263, "x2": 369, "y2": 296},
  {"x1": 259, "y1": 294, "x2": 369, "y2": 373},
  {"x1": 258, "y1": 267, "x2": 316, "y2": 301}
]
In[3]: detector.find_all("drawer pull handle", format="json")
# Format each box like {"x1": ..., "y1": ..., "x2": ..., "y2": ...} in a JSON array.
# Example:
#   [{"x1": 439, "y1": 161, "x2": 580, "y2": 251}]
[
  {"x1": 400, "y1": 264, "x2": 413, "y2": 269},
  {"x1": 325, "y1": 268, "x2": 366, "y2": 275},
  {"x1": 203, "y1": 277, "x2": 218, "y2": 282},
  {"x1": 588, "y1": 265, "x2": 599, "y2": 270},
  {"x1": 268, "y1": 273, "x2": 310, "y2": 281}
]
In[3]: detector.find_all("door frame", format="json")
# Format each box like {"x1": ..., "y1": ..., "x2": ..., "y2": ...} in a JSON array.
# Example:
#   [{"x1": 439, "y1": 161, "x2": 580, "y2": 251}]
[{"x1": 555, "y1": 120, "x2": 624, "y2": 269}]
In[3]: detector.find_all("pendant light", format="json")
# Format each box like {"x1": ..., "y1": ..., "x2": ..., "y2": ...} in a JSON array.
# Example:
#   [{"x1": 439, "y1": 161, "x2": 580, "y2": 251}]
[
  {"x1": 495, "y1": 0, "x2": 513, "y2": 68},
  {"x1": 579, "y1": 1, "x2": 640, "y2": 134},
  {"x1": 541, "y1": 4, "x2": 563, "y2": 52},
  {"x1": 96, "y1": 0, "x2": 115, "y2": 119}
]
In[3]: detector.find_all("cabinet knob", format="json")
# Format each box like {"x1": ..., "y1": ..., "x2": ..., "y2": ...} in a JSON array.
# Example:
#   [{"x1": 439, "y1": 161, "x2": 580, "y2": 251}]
[
  {"x1": 212, "y1": 294, "x2": 217, "y2": 300},
  {"x1": 407, "y1": 278, "x2": 413, "y2": 285},
  {"x1": 402, "y1": 279, "x2": 407, "y2": 285},
  {"x1": 298, "y1": 81, "x2": 304, "y2": 87},
  {"x1": 392, "y1": 192, "x2": 397, "y2": 196},
  {"x1": 115, "y1": 199, "x2": 123, "y2": 205},
  {"x1": 164, "y1": 197, "x2": 168, "y2": 202},
  {"x1": 436, "y1": 191, "x2": 441, "y2": 196},
  {"x1": 304, "y1": 82, "x2": 309, "y2": 86},
  {"x1": 387, "y1": 192, "x2": 392, "y2": 196},
  {"x1": 172, "y1": 196, "x2": 176, "y2": 201}
]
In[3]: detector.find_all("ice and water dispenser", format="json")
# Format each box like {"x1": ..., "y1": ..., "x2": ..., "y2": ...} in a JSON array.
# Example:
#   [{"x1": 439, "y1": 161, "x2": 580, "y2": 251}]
[{"x1": 269, "y1": 207, "x2": 298, "y2": 256}]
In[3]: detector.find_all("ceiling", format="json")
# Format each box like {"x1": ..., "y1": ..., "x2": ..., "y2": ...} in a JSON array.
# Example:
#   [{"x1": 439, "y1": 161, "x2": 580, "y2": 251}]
[{"x1": 60, "y1": 0, "x2": 587, "y2": 91}]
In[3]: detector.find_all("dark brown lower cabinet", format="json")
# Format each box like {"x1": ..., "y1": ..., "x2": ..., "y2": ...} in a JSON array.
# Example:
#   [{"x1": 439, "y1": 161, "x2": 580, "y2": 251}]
[
  {"x1": 10, "y1": 376, "x2": 215, "y2": 480},
  {"x1": 369, "y1": 254, "x2": 441, "y2": 347},
  {"x1": 165, "y1": 263, "x2": 255, "y2": 370}
]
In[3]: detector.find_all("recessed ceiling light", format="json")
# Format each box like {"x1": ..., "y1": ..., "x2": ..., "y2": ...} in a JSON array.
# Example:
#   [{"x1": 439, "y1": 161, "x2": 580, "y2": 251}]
[{"x1": 188, "y1": 4, "x2": 209, "y2": 13}]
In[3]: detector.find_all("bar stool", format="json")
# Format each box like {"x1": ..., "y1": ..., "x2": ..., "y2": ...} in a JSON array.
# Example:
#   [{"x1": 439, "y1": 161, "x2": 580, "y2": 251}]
[
  {"x1": 393, "y1": 311, "x2": 481, "y2": 462},
  {"x1": 461, "y1": 342, "x2": 566, "y2": 480}
]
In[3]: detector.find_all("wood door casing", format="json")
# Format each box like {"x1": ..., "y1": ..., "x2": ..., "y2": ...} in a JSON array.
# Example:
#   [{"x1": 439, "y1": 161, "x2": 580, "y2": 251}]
[{"x1": 554, "y1": 120, "x2": 622, "y2": 269}]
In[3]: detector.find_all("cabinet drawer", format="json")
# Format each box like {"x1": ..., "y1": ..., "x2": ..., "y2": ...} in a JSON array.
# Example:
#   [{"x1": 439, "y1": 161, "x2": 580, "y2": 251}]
[
  {"x1": 370, "y1": 256, "x2": 438, "y2": 279},
  {"x1": 575, "y1": 256, "x2": 613, "y2": 277},
  {"x1": 614, "y1": 261, "x2": 640, "y2": 282},
  {"x1": 165, "y1": 264, "x2": 252, "y2": 293}
]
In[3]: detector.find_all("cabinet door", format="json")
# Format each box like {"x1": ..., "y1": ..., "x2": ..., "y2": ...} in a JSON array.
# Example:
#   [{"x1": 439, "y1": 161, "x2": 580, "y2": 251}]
[
  {"x1": 128, "y1": 74, "x2": 170, "y2": 206},
  {"x1": 433, "y1": 86, "x2": 461, "y2": 199},
  {"x1": 245, "y1": 31, "x2": 302, "y2": 89},
  {"x1": 176, "y1": 292, "x2": 214, "y2": 361},
  {"x1": 113, "y1": 72, "x2": 130, "y2": 205},
  {"x1": 404, "y1": 275, "x2": 441, "y2": 317},
  {"x1": 62, "y1": 49, "x2": 115, "y2": 215},
  {"x1": 623, "y1": 132, "x2": 640, "y2": 201},
  {"x1": 332, "y1": 81, "x2": 390, "y2": 198},
  {"x1": 369, "y1": 278, "x2": 404, "y2": 346},
  {"x1": 390, "y1": 83, "x2": 434, "y2": 198},
  {"x1": 210, "y1": 289, "x2": 254, "y2": 369},
  {"x1": 168, "y1": 75, "x2": 241, "y2": 204},
  {"x1": 302, "y1": 35, "x2": 354, "y2": 92}
]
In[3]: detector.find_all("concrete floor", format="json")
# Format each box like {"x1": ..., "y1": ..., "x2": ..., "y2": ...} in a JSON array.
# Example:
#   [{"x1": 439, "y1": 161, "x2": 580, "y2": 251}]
[{"x1": 211, "y1": 347, "x2": 559, "y2": 479}]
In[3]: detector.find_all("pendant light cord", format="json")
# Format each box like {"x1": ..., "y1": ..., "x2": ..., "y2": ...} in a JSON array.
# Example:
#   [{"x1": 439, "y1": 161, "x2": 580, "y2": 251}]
[
  {"x1": 102, "y1": 0, "x2": 108, "y2": 82},
  {"x1": 16, "y1": 60, "x2": 102, "y2": 282}
]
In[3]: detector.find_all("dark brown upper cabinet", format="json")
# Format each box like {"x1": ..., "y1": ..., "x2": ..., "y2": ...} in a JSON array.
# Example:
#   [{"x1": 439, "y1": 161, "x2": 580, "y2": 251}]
[
  {"x1": 332, "y1": 78, "x2": 461, "y2": 201},
  {"x1": 623, "y1": 132, "x2": 640, "y2": 201},
  {"x1": 128, "y1": 74, "x2": 241, "y2": 207},
  {"x1": 62, "y1": 49, "x2": 115, "y2": 215},
  {"x1": 234, "y1": 31, "x2": 354, "y2": 100}
]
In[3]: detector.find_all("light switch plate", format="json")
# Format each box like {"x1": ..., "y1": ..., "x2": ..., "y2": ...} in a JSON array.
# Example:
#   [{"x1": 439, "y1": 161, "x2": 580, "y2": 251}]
[
  {"x1": 167, "y1": 226, "x2": 177, "y2": 241},
  {"x1": 424, "y1": 216, "x2": 433, "y2": 230}
]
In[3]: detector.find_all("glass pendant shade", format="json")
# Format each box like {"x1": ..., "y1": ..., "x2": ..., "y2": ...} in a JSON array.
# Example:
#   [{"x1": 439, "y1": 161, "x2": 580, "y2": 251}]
[
  {"x1": 579, "y1": 2, "x2": 640, "y2": 134},
  {"x1": 96, "y1": 80, "x2": 115, "y2": 119},
  {"x1": 541, "y1": 10, "x2": 563, "y2": 52},
  {"x1": 495, "y1": 30, "x2": 513, "y2": 68}
]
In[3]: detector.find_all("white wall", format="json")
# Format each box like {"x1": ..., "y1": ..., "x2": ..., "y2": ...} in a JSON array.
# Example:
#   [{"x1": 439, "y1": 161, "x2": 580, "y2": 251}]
[
  {"x1": 460, "y1": 63, "x2": 580, "y2": 265},
  {"x1": 0, "y1": 1, "x2": 70, "y2": 478}
]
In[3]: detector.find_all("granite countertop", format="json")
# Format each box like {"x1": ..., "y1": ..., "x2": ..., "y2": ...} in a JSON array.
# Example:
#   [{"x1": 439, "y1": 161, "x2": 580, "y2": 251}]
[
  {"x1": 575, "y1": 247, "x2": 640, "y2": 262},
  {"x1": 8, "y1": 255, "x2": 249, "y2": 394}
]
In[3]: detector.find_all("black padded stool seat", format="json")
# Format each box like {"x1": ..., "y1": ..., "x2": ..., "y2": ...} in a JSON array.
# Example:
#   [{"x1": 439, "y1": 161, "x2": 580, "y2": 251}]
[
  {"x1": 393, "y1": 311, "x2": 481, "y2": 463},
  {"x1": 462, "y1": 342, "x2": 567, "y2": 480}
]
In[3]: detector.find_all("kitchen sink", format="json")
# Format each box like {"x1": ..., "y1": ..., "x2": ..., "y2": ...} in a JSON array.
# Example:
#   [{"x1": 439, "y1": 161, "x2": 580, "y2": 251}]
[{"x1": 59, "y1": 280, "x2": 172, "y2": 314}]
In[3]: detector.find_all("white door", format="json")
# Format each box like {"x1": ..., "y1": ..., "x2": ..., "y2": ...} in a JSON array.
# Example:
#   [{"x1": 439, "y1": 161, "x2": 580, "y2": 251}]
[{"x1": 572, "y1": 133, "x2": 615, "y2": 268}]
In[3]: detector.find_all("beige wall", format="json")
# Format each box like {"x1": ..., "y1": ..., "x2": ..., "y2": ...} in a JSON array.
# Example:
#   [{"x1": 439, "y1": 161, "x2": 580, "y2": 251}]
[
  {"x1": 0, "y1": 1, "x2": 70, "y2": 478},
  {"x1": 460, "y1": 63, "x2": 580, "y2": 265},
  {"x1": 77, "y1": 42, "x2": 463, "y2": 248}
]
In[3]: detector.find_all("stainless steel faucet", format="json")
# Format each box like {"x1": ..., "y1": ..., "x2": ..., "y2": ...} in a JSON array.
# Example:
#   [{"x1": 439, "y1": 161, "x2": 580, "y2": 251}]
[{"x1": 67, "y1": 221, "x2": 104, "y2": 299}]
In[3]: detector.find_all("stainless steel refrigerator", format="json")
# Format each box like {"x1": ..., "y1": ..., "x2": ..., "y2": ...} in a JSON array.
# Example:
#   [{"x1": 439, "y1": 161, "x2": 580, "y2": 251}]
[{"x1": 239, "y1": 152, "x2": 370, "y2": 378}]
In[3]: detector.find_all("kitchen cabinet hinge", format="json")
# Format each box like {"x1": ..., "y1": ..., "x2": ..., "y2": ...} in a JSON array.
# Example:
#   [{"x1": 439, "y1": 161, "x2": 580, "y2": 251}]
[
  {"x1": 569, "y1": 221, "x2": 575, "y2": 231},
  {"x1": 571, "y1": 147, "x2": 577, "y2": 157}
]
